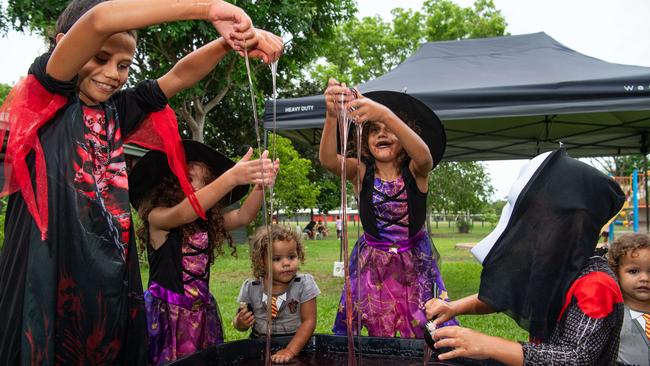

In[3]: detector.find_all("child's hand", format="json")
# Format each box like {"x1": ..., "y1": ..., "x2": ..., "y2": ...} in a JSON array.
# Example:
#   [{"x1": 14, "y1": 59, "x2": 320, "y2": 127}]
[
  {"x1": 208, "y1": 1, "x2": 255, "y2": 51},
  {"x1": 231, "y1": 148, "x2": 279, "y2": 187},
  {"x1": 348, "y1": 90, "x2": 393, "y2": 125},
  {"x1": 432, "y1": 326, "x2": 493, "y2": 361},
  {"x1": 324, "y1": 78, "x2": 355, "y2": 119},
  {"x1": 270, "y1": 348, "x2": 296, "y2": 363},
  {"x1": 425, "y1": 298, "x2": 457, "y2": 328},
  {"x1": 244, "y1": 29, "x2": 284, "y2": 64},
  {"x1": 233, "y1": 307, "x2": 255, "y2": 331}
]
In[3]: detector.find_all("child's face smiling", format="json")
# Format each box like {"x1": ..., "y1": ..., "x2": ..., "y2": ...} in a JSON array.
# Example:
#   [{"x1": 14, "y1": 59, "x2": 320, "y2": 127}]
[
  {"x1": 618, "y1": 247, "x2": 650, "y2": 310},
  {"x1": 367, "y1": 121, "x2": 404, "y2": 163},
  {"x1": 77, "y1": 32, "x2": 136, "y2": 105},
  {"x1": 271, "y1": 239, "x2": 299, "y2": 287}
]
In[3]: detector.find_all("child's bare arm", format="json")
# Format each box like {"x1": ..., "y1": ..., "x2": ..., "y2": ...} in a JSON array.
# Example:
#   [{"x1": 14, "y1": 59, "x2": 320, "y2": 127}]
[
  {"x1": 425, "y1": 294, "x2": 494, "y2": 327},
  {"x1": 147, "y1": 148, "x2": 274, "y2": 231},
  {"x1": 319, "y1": 78, "x2": 364, "y2": 190},
  {"x1": 271, "y1": 298, "x2": 317, "y2": 363},
  {"x1": 157, "y1": 38, "x2": 231, "y2": 99},
  {"x1": 47, "y1": 0, "x2": 253, "y2": 81}
]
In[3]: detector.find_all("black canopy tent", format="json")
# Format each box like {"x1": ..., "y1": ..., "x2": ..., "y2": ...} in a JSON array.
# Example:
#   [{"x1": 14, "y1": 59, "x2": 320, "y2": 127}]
[{"x1": 262, "y1": 32, "x2": 650, "y2": 161}]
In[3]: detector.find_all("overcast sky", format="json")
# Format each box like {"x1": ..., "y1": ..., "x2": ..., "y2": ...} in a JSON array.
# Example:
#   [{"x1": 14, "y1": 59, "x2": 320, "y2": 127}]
[{"x1": 1, "y1": 0, "x2": 649, "y2": 200}]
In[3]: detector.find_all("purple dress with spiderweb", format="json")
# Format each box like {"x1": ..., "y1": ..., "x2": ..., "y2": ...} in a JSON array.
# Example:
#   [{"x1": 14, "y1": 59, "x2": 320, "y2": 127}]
[
  {"x1": 333, "y1": 164, "x2": 458, "y2": 338},
  {"x1": 144, "y1": 230, "x2": 223, "y2": 365}
]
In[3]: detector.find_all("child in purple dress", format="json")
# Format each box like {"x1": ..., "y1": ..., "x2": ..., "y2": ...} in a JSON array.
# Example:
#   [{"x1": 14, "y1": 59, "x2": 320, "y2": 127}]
[
  {"x1": 319, "y1": 79, "x2": 457, "y2": 338},
  {"x1": 130, "y1": 141, "x2": 278, "y2": 365}
]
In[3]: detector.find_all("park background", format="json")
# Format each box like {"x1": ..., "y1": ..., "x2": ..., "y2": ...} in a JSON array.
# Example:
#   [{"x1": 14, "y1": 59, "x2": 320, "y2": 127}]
[{"x1": 1, "y1": 0, "x2": 649, "y2": 342}]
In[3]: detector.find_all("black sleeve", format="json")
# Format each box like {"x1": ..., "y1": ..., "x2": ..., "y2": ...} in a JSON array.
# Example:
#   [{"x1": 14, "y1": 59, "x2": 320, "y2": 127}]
[
  {"x1": 27, "y1": 53, "x2": 77, "y2": 97},
  {"x1": 110, "y1": 79, "x2": 168, "y2": 137}
]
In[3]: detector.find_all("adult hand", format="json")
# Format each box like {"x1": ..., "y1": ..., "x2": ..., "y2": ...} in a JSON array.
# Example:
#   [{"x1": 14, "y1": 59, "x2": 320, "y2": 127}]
[
  {"x1": 425, "y1": 298, "x2": 457, "y2": 328},
  {"x1": 348, "y1": 90, "x2": 393, "y2": 125},
  {"x1": 233, "y1": 307, "x2": 255, "y2": 330},
  {"x1": 208, "y1": 1, "x2": 255, "y2": 51},
  {"x1": 244, "y1": 29, "x2": 284, "y2": 64},
  {"x1": 231, "y1": 148, "x2": 278, "y2": 186},
  {"x1": 270, "y1": 348, "x2": 296, "y2": 363},
  {"x1": 433, "y1": 326, "x2": 493, "y2": 361},
  {"x1": 324, "y1": 78, "x2": 355, "y2": 119}
]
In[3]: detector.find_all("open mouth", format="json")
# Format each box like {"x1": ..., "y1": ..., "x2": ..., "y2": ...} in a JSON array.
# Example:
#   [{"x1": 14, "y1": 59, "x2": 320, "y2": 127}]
[{"x1": 375, "y1": 140, "x2": 393, "y2": 149}]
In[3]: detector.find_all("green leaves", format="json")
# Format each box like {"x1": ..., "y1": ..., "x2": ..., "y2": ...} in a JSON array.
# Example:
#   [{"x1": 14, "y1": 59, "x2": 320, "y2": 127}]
[
  {"x1": 428, "y1": 161, "x2": 494, "y2": 214},
  {"x1": 311, "y1": 0, "x2": 507, "y2": 85}
]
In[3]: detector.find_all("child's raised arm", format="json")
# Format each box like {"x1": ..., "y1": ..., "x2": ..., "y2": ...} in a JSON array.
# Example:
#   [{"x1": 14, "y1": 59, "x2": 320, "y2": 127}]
[
  {"x1": 348, "y1": 92, "x2": 433, "y2": 180},
  {"x1": 46, "y1": 0, "x2": 254, "y2": 82},
  {"x1": 319, "y1": 78, "x2": 364, "y2": 191},
  {"x1": 158, "y1": 29, "x2": 283, "y2": 99},
  {"x1": 271, "y1": 298, "x2": 317, "y2": 363},
  {"x1": 147, "y1": 148, "x2": 276, "y2": 232}
]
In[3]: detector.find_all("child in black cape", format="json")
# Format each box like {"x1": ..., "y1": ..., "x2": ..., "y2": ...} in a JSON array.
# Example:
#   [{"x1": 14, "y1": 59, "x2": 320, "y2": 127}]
[{"x1": 426, "y1": 149, "x2": 625, "y2": 365}]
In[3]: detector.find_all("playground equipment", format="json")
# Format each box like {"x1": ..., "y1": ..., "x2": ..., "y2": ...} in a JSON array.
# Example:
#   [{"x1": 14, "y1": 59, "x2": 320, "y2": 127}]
[{"x1": 611, "y1": 169, "x2": 649, "y2": 236}]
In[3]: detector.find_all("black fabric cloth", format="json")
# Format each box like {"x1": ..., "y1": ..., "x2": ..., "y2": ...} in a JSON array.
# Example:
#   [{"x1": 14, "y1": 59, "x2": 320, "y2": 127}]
[
  {"x1": 521, "y1": 257, "x2": 624, "y2": 365},
  {"x1": 148, "y1": 230, "x2": 185, "y2": 294},
  {"x1": 478, "y1": 149, "x2": 625, "y2": 340},
  {"x1": 147, "y1": 229, "x2": 210, "y2": 293},
  {"x1": 0, "y1": 53, "x2": 167, "y2": 365},
  {"x1": 358, "y1": 163, "x2": 428, "y2": 238}
]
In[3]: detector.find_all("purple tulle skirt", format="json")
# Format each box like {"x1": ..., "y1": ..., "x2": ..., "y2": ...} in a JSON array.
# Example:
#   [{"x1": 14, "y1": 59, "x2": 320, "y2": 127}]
[
  {"x1": 144, "y1": 289, "x2": 224, "y2": 365},
  {"x1": 332, "y1": 232, "x2": 459, "y2": 338}
]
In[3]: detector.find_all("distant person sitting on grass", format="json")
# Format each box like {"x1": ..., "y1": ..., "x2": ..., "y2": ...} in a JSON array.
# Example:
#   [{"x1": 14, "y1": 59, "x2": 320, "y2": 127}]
[
  {"x1": 303, "y1": 220, "x2": 316, "y2": 240},
  {"x1": 425, "y1": 149, "x2": 625, "y2": 365},
  {"x1": 316, "y1": 220, "x2": 329, "y2": 238}
]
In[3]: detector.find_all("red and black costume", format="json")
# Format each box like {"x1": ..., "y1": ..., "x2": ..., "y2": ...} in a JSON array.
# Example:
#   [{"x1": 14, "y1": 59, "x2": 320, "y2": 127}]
[{"x1": 0, "y1": 53, "x2": 202, "y2": 365}]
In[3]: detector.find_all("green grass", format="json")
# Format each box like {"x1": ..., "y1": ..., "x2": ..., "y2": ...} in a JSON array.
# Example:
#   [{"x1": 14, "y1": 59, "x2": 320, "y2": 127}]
[{"x1": 140, "y1": 222, "x2": 528, "y2": 342}]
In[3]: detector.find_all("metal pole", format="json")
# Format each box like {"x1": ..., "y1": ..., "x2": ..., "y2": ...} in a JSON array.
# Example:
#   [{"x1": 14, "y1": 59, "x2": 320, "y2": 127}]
[
  {"x1": 633, "y1": 169, "x2": 639, "y2": 233},
  {"x1": 642, "y1": 133, "x2": 649, "y2": 232}
]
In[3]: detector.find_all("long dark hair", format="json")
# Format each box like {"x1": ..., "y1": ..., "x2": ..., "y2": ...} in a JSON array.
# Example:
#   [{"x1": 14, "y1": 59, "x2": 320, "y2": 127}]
[
  {"x1": 49, "y1": 0, "x2": 137, "y2": 51},
  {"x1": 136, "y1": 164, "x2": 235, "y2": 265}
]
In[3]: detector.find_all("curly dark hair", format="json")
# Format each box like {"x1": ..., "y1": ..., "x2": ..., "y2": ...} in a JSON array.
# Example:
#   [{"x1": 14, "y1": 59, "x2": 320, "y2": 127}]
[
  {"x1": 249, "y1": 225, "x2": 304, "y2": 279},
  {"x1": 135, "y1": 162, "x2": 235, "y2": 265},
  {"x1": 608, "y1": 233, "x2": 650, "y2": 275},
  {"x1": 346, "y1": 111, "x2": 421, "y2": 167}
]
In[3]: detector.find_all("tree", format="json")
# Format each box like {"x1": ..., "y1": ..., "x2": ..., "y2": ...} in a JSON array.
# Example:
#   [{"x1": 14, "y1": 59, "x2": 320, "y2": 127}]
[
  {"x1": 267, "y1": 134, "x2": 319, "y2": 218},
  {"x1": 311, "y1": 0, "x2": 507, "y2": 85},
  {"x1": 590, "y1": 155, "x2": 649, "y2": 177},
  {"x1": 0, "y1": 83, "x2": 11, "y2": 105},
  {"x1": 315, "y1": 172, "x2": 340, "y2": 214},
  {"x1": 428, "y1": 161, "x2": 494, "y2": 232},
  {"x1": 1, "y1": 0, "x2": 356, "y2": 153}
]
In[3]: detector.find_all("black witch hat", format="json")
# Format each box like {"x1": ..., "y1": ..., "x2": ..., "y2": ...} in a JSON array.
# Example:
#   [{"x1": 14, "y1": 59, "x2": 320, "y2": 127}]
[
  {"x1": 363, "y1": 91, "x2": 446, "y2": 169},
  {"x1": 471, "y1": 149, "x2": 624, "y2": 340},
  {"x1": 129, "y1": 140, "x2": 250, "y2": 210}
]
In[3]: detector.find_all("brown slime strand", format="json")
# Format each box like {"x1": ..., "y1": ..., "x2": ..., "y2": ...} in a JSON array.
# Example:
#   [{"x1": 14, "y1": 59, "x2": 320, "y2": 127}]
[
  {"x1": 243, "y1": 47, "x2": 274, "y2": 366},
  {"x1": 354, "y1": 121, "x2": 364, "y2": 366},
  {"x1": 338, "y1": 92, "x2": 356, "y2": 366}
]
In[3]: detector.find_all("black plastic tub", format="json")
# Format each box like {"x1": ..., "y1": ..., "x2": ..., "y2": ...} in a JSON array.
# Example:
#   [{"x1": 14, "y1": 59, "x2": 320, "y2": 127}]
[{"x1": 169, "y1": 334, "x2": 498, "y2": 365}]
